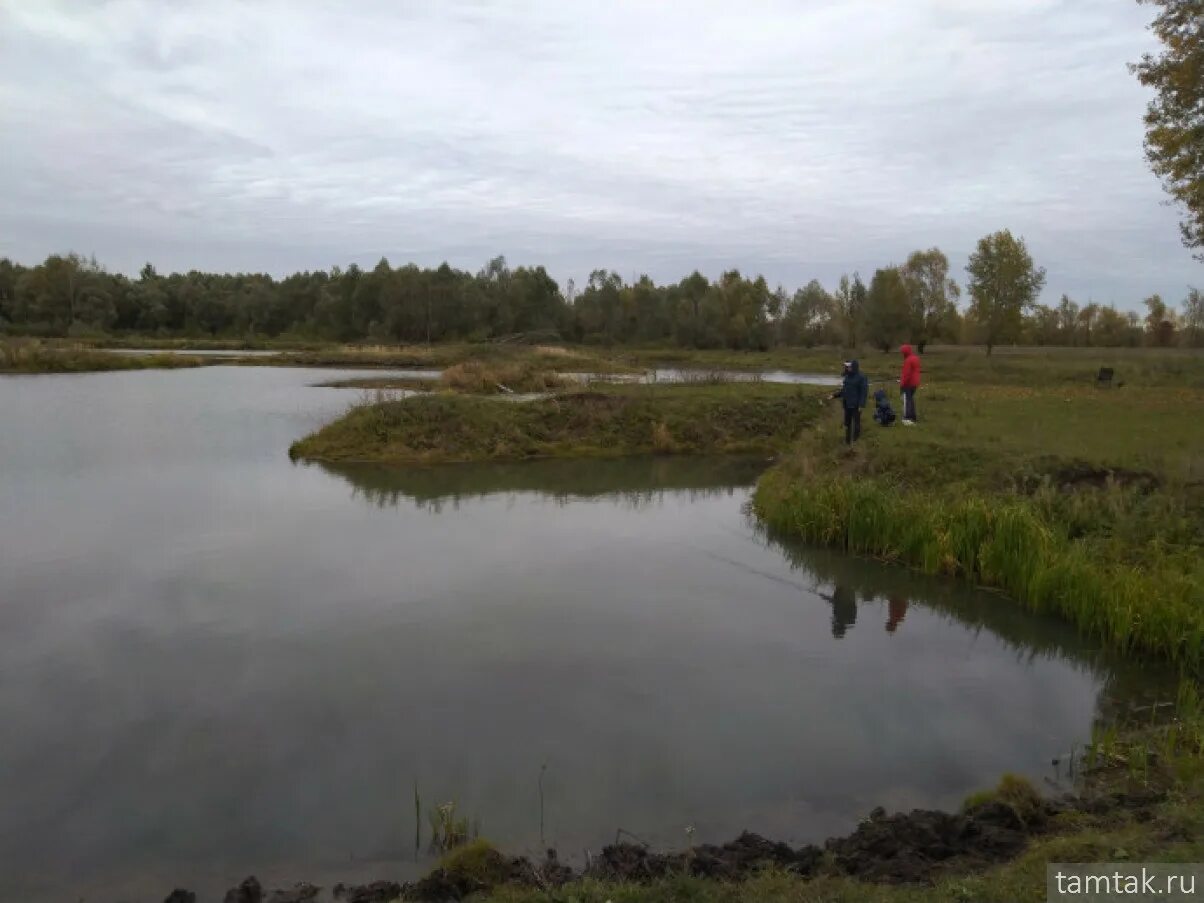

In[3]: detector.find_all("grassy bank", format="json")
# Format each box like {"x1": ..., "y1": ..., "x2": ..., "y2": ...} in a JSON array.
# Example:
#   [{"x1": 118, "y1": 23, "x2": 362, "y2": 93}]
[
  {"x1": 0, "y1": 339, "x2": 208, "y2": 373},
  {"x1": 751, "y1": 380, "x2": 1204, "y2": 669},
  {"x1": 289, "y1": 383, "x2": 817, "y2": 464}
]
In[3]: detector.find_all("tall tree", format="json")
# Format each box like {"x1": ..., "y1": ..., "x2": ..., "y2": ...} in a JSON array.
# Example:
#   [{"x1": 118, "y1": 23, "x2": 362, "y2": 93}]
[
  {"x1": 1095, "y1": 305, "x2": 1136, "y2": 347},
  {"x1": 863, "y1": 267, "x2": 911, "y2": 351},
  {"x1": 832, "y1": 273, "x2": 866, "y2": 348},
  {"x1": 1131, "y1": 0, "x2": 1204, "y2": 257},
  {"x1": 780, "y1": 280, "x2": 834, "y2": 347},
  {"x1": 1143, "y1": 293, "x2": 1178, "y2": 346},
  {"x1": 17, "y1": 253, "x2": 113, "y2": 332},
  {"x1": 1027, "y1": 304, "x2": 1062, "y2": 346},
  {"x1": 899, "y1": 248, "x2": 960, "y2": 352},
  {"x1": 964, "y1": 230, "x2": 1047, "y2": 354},
  {"x1": 1056, "y1": 294, "x2": 1080, "y2": 345},
  {"x1": 671, "y1": 271, "x2": 710, "y2": 348},
  {"x1": 1181, "y1": 287, "x2": 1204, "y2": 346},
  {"x1": 1077, "y1": 302, "x2": 1100, "y2": 347}
]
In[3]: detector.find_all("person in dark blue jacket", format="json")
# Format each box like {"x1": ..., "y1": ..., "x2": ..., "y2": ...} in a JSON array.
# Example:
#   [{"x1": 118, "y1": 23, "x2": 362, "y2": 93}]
[{"x1": 830, "y1": 360, "x2": 868, "y2": 445}]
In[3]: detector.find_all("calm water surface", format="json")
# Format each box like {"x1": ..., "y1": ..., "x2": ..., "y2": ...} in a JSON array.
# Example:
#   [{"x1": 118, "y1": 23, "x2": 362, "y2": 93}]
[{"x1": 0, "y1": 367, "x2": 1168, "y2": 902}]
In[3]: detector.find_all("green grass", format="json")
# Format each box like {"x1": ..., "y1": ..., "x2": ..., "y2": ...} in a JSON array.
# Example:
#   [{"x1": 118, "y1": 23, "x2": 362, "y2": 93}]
[
  {"x1": 752, "y1": 381, "x2": 1204, "y2": 668},
  {"x1": 0, "y1": 339, "x2": 208, "y2": 373},
  {"x1": 264, "y1": 342, "x2": 636, "y2": 373},
  {"x1": 289, "y1": 383, "x2": 818, "y2": 464},
  {"x1": 614, "y1": 345, "x2": 1204, "y2": 387}
]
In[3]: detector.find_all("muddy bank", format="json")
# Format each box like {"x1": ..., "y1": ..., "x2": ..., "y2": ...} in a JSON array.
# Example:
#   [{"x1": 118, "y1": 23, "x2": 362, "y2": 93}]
[{"x1": 157, "y1": 788, "x2": 1167, "y2": 903}]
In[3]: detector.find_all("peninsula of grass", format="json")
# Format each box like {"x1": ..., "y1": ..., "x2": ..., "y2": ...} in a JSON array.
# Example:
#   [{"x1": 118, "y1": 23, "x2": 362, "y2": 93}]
[
  {"x1": 264, "y1": 341, "x2": 636, "y2": 373},
  {"x1": 318, "y1": 360, "x2": 572, "y2": 394},
  {"x1": 0, "y1": 339, "x2": 208, "y2": 374},
  {"x1": 289, "y1": 382, "x2": 817, "y2": 464}
]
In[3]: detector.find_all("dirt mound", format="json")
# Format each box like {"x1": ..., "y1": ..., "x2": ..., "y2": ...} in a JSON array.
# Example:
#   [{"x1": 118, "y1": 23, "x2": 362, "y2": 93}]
[
  {"x1": 333, "y1": 880, "x2": 403, "y2": 902},
  {"x1": 403, "y1": 845, "x2": 574, "y2": 901},
  {"x1": 223, "y1": 876, "x2": 262, "y2": 903},
  {"x1": 584, "y1": 831, "x2": 821, "y2": 883},
  {"x1": 265, "y1": 882, "x2": 320, "y2": 903},
  {"x1": 825, "y1": 801, "x2": 1043, "y2": 884},
  {"x1": 686, "y1": 832, "x2": 823, "y2": 880}
]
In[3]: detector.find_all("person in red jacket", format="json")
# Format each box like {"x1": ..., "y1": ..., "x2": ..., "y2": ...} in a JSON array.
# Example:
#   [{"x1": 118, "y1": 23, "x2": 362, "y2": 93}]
[{"x1": 899, "y1": 344, "x2": 921, "y2": 424}]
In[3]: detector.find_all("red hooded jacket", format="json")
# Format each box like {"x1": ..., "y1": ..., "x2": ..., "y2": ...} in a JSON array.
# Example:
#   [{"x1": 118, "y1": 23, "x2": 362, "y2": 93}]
[{"x1": 900, "y1": 344, "x2": 921, "y2": 389}]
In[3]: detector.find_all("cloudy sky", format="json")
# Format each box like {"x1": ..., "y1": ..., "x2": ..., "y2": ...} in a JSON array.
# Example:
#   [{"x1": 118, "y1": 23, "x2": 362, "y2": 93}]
[{"x1": 1, "y1": 0, "x2": 1199, "y2": 309}]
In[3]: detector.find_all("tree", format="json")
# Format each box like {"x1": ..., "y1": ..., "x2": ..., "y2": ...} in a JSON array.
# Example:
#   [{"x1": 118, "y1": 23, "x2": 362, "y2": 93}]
[
  {"x1": 863, "y1": 267, "x2": 911, "y2": 351},
  {"x1": 1095, "y1": 305, "x2": 1137, "y2": 346},
  {"x1": 1131, "y1": 0, "x2": 1204, "y2": 257},
  {"x1": 899, "y1": 248, "x2": 960, "y2": 352},
  {"x1": 1143, "y1": 293, "x2": 1178, "y2": 346},
  {"x1": 17, "y1": 253, "x2": 114, "y2": 332},
  {"x1": 831, "y1": 273, "x2": 866, "y2": 348},
  {"x1": 0, "y1": 258, "x2": 18, "y2": 325},
  {"x1": 1056, "y1": 294, "x2": 1080, "y2": 345},
  {"x1": 1027, "y1": 304, "x2": 1062, "y2": 345},
  {"x1": 1182, "y1": 287, "x2": 1204, "y2": 346},
  {"x1": 1077, "y1": 302, "x2": 1100, "y2": 347},
  {"x1": 964, "y1": 230, "x2": 1047, "y2": 354},
  {"x1": 670, "y1": 271, "x2": 710, "y2": 348},
  {"x1": 780, "y1": 280, "x2": 834, "y2": 347}
]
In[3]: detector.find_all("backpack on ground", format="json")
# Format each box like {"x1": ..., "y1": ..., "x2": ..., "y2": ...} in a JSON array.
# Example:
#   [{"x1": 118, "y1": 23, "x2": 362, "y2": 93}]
[{"x1": 873, "y1": 389, "x2": 896, "y2": 426}]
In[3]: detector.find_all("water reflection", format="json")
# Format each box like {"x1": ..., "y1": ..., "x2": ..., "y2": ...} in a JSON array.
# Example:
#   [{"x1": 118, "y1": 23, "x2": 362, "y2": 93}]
[
  {"x1": 819, "y1": 585, "x2": 858, "y2": 639},
  {"x1": 759, "y1": 528, "x2": 1178, "y2": 726},
  {"x1": 306, "y1": 455, "x2": 772, "y2": 512}
]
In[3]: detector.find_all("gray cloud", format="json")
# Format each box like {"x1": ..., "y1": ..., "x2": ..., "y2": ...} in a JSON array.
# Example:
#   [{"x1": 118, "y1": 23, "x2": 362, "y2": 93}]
[{"x1": 0, "y1": 0, "x2": 1198, "y2": 308}]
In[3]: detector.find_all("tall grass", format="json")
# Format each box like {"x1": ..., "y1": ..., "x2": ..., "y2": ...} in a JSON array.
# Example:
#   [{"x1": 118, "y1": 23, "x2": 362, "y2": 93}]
[
  {"x1": 754, "y1": 468, "x2": 1204, "y2": 669},
  {"x1": 441, "y1": 361, "x2": 568, "y2": 393},
  {"x1": 0, "y1": 338, "x2": 205, "y2": 373}
]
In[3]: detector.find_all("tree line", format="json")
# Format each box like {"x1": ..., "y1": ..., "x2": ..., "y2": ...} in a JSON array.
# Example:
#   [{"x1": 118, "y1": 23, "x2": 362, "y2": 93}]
[{"x1": 1, "y1": 230, "x2": 1200, "y2": 350}]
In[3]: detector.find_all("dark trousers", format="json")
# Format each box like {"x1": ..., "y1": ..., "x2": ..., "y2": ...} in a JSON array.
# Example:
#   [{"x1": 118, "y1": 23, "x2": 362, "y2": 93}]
[
  {"x1": 843, "y1": 406, "x2": 861, "y2": 444},
  {"x1": 902, "y1": 387, "x2": 917, "y2": 422}
]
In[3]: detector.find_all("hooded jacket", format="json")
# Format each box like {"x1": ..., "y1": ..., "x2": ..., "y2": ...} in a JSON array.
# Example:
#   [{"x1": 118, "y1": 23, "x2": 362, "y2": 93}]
[
  {"x1": 900, "y1": 344, "x2": 921, "y2": 390},
  {"x1": 837, "y1": 360, "x2": 868, "y2": 409}
]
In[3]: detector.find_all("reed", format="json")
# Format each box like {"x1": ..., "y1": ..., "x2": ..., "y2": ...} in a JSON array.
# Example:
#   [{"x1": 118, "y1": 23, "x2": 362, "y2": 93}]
[
  {"x1": 754, "y1": 469, "x2": 1204, "y2": 668},
  {"x1": 0, "y1": 338, "x2": 206, "y2": 373}
]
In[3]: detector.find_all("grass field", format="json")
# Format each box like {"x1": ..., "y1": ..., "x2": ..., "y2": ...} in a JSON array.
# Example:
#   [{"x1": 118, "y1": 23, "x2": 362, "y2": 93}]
[{"x1": 617, "y1": 344, "x2": 1204, "y2": 387}]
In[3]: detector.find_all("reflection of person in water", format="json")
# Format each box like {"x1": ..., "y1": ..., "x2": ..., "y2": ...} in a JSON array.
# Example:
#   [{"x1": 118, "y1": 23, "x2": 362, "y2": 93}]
[
  {"x1": 886, "y1": 596, "x2": 908, "y2": 634},
  {"x1": 829, "y1": 585, "x2": 857, "y2": 638}
]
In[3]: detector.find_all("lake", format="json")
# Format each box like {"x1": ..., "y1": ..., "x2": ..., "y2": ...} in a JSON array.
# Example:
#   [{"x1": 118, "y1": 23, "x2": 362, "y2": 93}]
[{"x1": 0, "y1": 366, "x2": 1170, "y2": 902}]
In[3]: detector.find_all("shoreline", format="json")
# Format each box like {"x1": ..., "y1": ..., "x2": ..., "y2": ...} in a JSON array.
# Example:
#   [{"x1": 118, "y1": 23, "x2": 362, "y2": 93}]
[{"x1": 158, "y1": 762, "x2": 1196, "y2": 903}]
